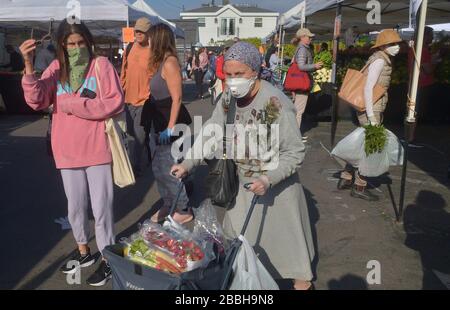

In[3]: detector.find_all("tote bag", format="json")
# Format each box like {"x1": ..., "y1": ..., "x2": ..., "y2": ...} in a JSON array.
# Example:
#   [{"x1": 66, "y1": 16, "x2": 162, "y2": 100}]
[
  {"x1": 284, "y1": 48, "x2": 311, "y2": 92},
  {"x1": 95, "y1": 59, "x2": 135, "y2": 188},
  {"x1": 338, "y1": 62, "x2": 385, "y2": 112}
]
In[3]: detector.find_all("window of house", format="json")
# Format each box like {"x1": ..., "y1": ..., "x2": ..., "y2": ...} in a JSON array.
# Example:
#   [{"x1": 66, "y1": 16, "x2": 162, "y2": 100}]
[
  {"x1": 229, "y1": 18, "x2": 235, "y2": 35},
  {"x1": 254, "y1": 17, "x2": 263, "y2": 27},
  {"x1": 220, "y1": 18, "x2": 236, "y2": 36},
  {"x1": 198, "y1": 17, "x2": 206, "y2": 27},
  {"x1": 220, "y1": 18, "x2": 227, "y2": 35}
]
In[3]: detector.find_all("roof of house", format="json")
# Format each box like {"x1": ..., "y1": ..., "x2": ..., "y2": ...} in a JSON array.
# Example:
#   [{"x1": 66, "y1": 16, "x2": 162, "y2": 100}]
[{"x1": 182, "y1": 5, "x2": 276, "y2": 14}]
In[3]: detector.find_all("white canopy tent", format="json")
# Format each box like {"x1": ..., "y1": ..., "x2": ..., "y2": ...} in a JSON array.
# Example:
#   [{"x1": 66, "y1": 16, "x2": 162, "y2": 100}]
[
  {"x1": 279, "y1": 0, "x2": 450, "y2": 34},
  {"x1": 0, "y1": 0, "x2": 184, "y2": 38},
  {"x1": 129, "y1": 0, "x2": 184, "y2": 38}
]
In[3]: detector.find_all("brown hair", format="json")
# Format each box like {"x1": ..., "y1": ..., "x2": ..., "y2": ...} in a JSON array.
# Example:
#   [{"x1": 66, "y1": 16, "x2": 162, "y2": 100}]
[
  {"x1": 148, "y1": 23, "x2": 178, "y2": 73},
  {"x1": 56, "y1": 20, "x2": 95, "y2": 87}
]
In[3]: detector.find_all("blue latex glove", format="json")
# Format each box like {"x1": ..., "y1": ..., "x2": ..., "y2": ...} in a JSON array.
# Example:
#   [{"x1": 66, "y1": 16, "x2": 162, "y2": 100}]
[{"x1": 158, "y1": 127, "x2": 173, "y2": 145}]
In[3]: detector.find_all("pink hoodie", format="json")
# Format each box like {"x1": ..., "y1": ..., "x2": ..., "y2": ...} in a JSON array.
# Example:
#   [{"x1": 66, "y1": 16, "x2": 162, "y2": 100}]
[{"x1": 22, "y1": 56, "x2": 124, "y2": 169}]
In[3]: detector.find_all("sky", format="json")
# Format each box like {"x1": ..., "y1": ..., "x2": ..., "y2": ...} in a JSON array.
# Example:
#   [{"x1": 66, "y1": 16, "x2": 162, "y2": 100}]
[{"x1": 146, "y1": 0, "x2": 301, "y2": 19}]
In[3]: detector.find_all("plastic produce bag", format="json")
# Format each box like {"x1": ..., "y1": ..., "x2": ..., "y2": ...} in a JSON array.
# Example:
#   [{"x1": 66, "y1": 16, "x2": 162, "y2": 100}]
[
  {"x1": 331, "y1": 127, "x2": 404, "y2": 177},
  {"x1": 229, "y1": 235, "x2": 279, "y2": 290},
  {"x1": 122, "y1": 233, "x2": 185, "y2": 274},
  {"x1": 192, "y1": 199, "x2": 229, "y2": 255},
  {"x1": 121, "y1": 219, "x2": 214, "y2": 274}
]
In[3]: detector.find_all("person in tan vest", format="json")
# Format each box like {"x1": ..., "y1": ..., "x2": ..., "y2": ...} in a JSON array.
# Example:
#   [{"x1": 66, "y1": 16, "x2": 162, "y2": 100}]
[
  {"x1": 120, "y1": 17, "x2": 152, "y2": 176},
  {"x1": 337, "y1": 29, "x2": 402, "y2": 201}
]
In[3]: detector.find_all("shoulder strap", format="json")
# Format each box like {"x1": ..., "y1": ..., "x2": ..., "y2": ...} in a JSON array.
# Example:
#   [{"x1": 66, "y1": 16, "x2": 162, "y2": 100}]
[
  {"x1": 125, "y1": 42, "x2": 134, "y2": 58},
  {"x1": 292, "y1": 46, "x2": 300, "y2": 64},
  {"x1": 360, "y1": 51, "x2": 389, "y2": 73},
  {"x1": 123, "y1": 42, "x2": 134, "y2": 71},
  {"x1": 226, "y1": 93, "x2": 236, "y2": 125},
  {"x1": 95, "y1": 58, "x2": 102, "y2": 98},
  {"x1": 222, "y1": 90, "x2": 236, "y2": 156}
]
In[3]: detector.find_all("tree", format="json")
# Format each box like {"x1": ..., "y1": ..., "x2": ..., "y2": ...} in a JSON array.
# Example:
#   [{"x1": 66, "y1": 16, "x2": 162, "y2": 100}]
[{"x1": 240, "y1": 37, "x2": 262, "y2": 48}]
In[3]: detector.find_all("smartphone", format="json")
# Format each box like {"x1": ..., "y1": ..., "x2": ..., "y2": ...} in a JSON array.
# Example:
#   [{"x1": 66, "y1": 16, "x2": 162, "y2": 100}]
[{"x1": 80, "y1": 88, "x2": 97, "y2": 99}]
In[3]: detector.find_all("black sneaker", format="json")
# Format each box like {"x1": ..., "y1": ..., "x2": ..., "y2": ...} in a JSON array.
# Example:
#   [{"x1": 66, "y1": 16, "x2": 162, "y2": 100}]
[
  {"x1": 60, "y1": 251, "x2": 96, "y2": 274},
  {"x1": 350, "y1": 186, "x2": 379, "y2": 202},
  {"x1": 337, "y1": 178, "x2": 353, "y2": 190},
  {"x1": 86, "y1": 260, "x2": 112, "y2": 287}
]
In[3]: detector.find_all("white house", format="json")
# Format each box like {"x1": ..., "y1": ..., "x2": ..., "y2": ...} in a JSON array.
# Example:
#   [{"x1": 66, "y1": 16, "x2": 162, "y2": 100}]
[{"x1": 180, "y1": 4, "x2": 279, "y2": 46}]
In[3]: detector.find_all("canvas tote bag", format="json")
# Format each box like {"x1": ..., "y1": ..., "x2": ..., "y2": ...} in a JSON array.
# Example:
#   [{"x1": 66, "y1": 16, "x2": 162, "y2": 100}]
[{"x1": 95, "y1": 59, "x2": 135, "y2": 188}]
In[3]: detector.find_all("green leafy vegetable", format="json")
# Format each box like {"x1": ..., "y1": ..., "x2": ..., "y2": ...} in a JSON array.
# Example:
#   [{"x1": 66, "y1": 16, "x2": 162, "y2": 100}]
[{"x1": 363, "y1": 124, "x2": 387, "y2": 156}]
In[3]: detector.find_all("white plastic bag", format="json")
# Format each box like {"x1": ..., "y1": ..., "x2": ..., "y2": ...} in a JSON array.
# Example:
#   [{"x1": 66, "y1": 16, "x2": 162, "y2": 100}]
[
  {"x1": 229, "y1": 235, "x2": 279, "y2": 290},
  {"x1": 332, "y1": 127, "x2": 366, "y2": 167},
  {"x1": 331, "y1": 127, "x2": 404, "y2": 177}
]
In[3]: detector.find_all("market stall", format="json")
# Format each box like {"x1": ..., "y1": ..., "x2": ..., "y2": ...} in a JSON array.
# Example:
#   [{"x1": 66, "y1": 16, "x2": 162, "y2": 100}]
[
  {"x1": 0, "y1": 0, "x2": 185, "y2": 114},
  {"x1": 270, "y1": 0, "x2": 450, "y2": 124}
]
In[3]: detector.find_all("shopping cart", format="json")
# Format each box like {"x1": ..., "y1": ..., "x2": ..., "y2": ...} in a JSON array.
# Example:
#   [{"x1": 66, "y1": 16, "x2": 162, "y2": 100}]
[{"x1": 104, "y1": 177, "x2": 259, "y2": 290}]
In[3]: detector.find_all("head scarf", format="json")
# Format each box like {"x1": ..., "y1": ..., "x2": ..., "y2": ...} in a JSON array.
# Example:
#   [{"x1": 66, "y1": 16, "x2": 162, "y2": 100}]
[{"x1": 224, "y1": 41, "x2": 262, "y2": 72}]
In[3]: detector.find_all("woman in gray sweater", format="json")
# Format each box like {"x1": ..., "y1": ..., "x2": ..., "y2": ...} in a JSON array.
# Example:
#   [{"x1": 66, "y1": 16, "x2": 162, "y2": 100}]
[
  {"x1": 171, "y1": 42, "x2": 316, "y2": 290},
  {"x1": 292, "y1": 28, "x2": 323, "y2": 142}
]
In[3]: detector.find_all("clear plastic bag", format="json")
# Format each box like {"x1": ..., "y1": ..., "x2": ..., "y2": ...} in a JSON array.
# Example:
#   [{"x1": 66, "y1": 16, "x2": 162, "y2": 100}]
[
  {"x1": 138, "y1": 219, "x2": 212, "y2": 273},
  {"x1": 121, "y1": 232, "x2": 186, "y2": 274},
  {"x1": 192, "y1": 199, "x2": 230, "y2": 255},
  {"x1": 331, "y1": 127, "x2": 404, "y2": 177}
]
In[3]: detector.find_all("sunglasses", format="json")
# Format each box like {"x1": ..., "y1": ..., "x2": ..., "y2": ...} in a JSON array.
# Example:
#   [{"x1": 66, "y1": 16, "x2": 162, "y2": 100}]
[{"x1": 31, "y1": 20, "x2": 53, "y2": 46}]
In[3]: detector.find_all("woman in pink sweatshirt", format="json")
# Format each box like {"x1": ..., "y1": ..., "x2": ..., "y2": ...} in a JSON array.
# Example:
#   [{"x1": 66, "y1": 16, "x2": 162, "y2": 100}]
[{"x1": 20, "y1": 20, "x2": 124, "y2": 287}]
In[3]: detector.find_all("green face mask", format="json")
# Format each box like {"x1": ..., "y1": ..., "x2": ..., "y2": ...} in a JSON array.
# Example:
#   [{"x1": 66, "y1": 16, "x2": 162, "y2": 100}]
[
  {"x1": 67, "y1": 47, "x2": 90, "y2": 67},
  {"x1": 67, "y1": 47, "x2": 90, "y2": 92}
]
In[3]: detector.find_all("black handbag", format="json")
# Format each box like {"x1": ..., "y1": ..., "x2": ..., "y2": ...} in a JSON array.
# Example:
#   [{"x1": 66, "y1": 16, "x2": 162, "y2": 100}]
[{"x1": 204, "y1": 92, "x2": 239, "y2": 209}]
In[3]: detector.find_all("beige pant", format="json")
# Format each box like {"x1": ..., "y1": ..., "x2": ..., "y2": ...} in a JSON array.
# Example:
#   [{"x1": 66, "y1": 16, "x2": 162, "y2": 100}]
[
  {"x1": 357, "y1": 101, "x2": 387, "y2": 126},
  {"x1": 293, "y1": 93, "x2": 309, "y2": 129}
]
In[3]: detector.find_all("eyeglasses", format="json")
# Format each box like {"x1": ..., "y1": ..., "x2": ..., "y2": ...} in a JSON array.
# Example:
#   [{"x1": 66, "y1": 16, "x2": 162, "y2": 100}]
[{"x1": 31, "y1": 20, "x2": 53, "y2": 46}]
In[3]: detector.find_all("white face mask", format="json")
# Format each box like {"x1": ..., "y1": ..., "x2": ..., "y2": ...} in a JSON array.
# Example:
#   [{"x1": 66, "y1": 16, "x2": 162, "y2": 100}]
[
  {"x1": 385, "y1": 45, "x2": 400, "y2": 56},
  {"x1": 226, "y1": 76, "x2": 257, "y2": 98}
]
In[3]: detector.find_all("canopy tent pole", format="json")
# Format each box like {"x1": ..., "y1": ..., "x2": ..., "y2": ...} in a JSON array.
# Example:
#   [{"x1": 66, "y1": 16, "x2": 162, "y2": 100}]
[
  {"x1": 279, "y1": 28, "x2": 286, "y2": 82},
  {"x1": 398, "y1": 0, "x2": 428, "y2": 222},
  {"x1": 109, "y1": 39, "x2": 113, "y2": 62},
  {"x1": 278, "y1": 24, "x2": 283, "y2": 64},
  {"x1": 126, "y1": 3, "x2": 130, "y2": 28},
  {"x1": 330, "y1": 2, "x2": 342, "y2": 147}
]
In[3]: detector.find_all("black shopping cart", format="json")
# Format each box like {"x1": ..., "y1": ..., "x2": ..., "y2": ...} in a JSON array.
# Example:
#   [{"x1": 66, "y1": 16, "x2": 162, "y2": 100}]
[{"x1": 103, "y1": 178, "x2": 258, "y2": 290}]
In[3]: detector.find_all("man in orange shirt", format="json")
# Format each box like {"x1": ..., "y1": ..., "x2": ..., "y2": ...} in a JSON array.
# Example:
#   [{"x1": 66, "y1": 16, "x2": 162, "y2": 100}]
[{"x1": 120, "y1": 17, "x2": 153, "y2": 176}]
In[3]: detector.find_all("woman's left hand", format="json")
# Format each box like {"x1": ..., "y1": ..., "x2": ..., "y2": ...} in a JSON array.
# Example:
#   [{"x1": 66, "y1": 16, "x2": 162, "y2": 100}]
[
  {"x1": 159, "y1": 128, "x2": 173, "y2": 145},
  {"x1": 246, "y1": 176, "x2": 270, "y2": 196}
]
